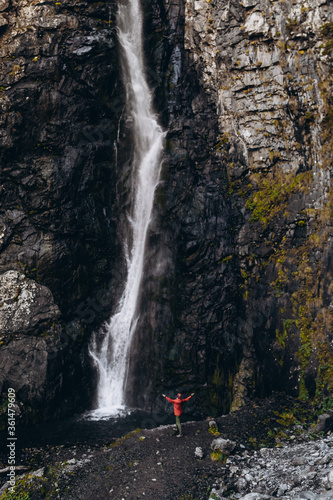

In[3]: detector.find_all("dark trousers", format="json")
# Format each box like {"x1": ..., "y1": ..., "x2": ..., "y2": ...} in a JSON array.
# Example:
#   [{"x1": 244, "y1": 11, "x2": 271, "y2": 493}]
[{"x1": 175, "y1": 415, "x2": 182, "y2": 434}]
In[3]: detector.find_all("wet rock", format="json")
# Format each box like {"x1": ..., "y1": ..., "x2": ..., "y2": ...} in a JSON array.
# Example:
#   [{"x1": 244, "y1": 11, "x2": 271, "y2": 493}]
[
  {"x1": 0, "y1": 13, "x2": 7, "y2": 26},
  {"x1": 296, "y1": 493, "x2": 317, "y2": 500},
  {"x1": 0, "y1": 218, "x2": 10, "y2": 250},
  {"x1": 1, "y1": 335, "x2": 54, "y2": 401}
]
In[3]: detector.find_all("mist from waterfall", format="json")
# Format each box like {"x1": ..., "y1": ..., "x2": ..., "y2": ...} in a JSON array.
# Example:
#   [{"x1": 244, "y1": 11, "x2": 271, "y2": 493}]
[{"x1": 88, "y1": 0, "x2": 165, "y2": 418}]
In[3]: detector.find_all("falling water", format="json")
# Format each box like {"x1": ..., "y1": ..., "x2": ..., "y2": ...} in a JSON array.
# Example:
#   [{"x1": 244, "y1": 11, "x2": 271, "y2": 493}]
[{"x1": 88, "y1": 0, "x2": 165, "y2": 417}]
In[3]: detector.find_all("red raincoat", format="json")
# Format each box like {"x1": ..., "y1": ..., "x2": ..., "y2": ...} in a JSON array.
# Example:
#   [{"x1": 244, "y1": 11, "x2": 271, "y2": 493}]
[{"x1": 165, "y1": 395, "x2": 192, "y2": 416}]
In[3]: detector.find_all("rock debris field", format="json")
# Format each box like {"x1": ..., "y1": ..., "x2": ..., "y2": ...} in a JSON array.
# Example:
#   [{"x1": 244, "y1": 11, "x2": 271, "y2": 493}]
[
  {"x1": 210, "y1": 432, "x2": 333, "y2": 500},
  {"x1": 0, "y1": 395, "x2": 333, "y2": 500}
]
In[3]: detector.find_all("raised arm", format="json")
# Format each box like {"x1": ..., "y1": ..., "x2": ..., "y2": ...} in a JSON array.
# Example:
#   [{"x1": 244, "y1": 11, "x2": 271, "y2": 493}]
[
  {"x1": 182, "y1": 393, "x2": 194, "y2": 402},
  {"x1": 163, "y1": 394, "x2": 176, "y2": 403}
]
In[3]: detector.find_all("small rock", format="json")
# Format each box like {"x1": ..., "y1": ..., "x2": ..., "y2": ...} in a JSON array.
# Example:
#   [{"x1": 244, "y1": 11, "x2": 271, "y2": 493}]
[
  {"x1": 239, "y1": 494, "x2": 271, "y2": 500},
  {"x1": 209, "y1": 488, "x2": 223, "y2": 500},
  {"x1": 277, "y1": 484, "x2": 288, "y2": 497},
  {"x1": 327, "y1": 469, "x2": 333, "y2": 488},
  {"x1": 237, "y1": 476, "x2": 248, "y2": 492},
  {"x1": 30, "y1": 468, "x2": 45, "y2": 478},
  {"x1": 291, "y1": 456, "x2": 307, "y2": 466},
  {"x1": 315, "y1": 455, "x2": 330, "y2": 465},
  {"x1": 0, "y1": 12, "x2": 7, "y2": 25},
  {"x1": 241, "y1": 0, "x2": 258, "y2": 7},
  {"x1": 195, "y1": 447, "x2": 204, "y2": 459}
]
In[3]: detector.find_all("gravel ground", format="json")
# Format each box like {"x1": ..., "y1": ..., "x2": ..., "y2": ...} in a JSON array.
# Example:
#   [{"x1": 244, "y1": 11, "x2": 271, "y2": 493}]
[{"x1": 0, "y1": 394, "x2": 329, "y2": 500}]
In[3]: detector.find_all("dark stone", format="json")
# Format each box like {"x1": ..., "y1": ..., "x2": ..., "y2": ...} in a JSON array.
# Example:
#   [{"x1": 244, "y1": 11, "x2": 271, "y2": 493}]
[{"x1": 315, "y1": 412, "x2": 333, "y2": 433}]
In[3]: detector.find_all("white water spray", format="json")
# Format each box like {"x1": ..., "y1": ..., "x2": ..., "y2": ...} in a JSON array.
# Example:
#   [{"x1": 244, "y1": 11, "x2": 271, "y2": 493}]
[{"x1": 88, "y1": 0, "x2": 165, "y2": 417}]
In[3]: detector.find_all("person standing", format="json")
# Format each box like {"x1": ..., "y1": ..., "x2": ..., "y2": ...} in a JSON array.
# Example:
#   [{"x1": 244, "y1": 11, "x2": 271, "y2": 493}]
[{"x1": 162, "y1": 392, "x2": 194, "y2": 437}]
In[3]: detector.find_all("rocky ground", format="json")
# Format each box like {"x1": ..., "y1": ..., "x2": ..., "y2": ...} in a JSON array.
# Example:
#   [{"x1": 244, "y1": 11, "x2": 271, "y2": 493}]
[{"x1": 0, "y1": 394, "x2": 333, "y2": 500}]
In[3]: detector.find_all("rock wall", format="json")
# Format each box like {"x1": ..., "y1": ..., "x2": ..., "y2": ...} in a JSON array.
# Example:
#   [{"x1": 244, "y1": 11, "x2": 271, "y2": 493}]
[
  {"x1": 0, "y1": 0, "x2": 128, "y2": 422},
  {"x1": 0, "y1": 0, "x2": 332, "y2": 423},
  {"x1": 127, "y1": 0, "x2": 333, "y2": 414}
]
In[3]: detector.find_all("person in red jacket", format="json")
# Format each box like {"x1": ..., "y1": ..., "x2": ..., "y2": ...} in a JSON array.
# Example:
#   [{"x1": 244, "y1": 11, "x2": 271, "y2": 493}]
[{"x1": 162, "y1": 392, "x2": 194, "y2": 437}]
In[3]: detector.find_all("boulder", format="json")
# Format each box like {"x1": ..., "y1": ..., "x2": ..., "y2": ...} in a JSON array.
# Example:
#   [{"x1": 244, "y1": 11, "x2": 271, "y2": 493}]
[
  {"x1": 315, "y1": 412, "x2": 333, "y2": 433},
  {"x1": 211, "y1": 438, "x2": 236, "y2": 455}
]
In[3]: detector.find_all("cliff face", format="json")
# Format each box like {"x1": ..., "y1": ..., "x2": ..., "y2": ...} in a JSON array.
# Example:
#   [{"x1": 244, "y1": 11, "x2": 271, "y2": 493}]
[
  {"x1": 0, "y1": 0, "x2": 127, "y2": 421},
  {"x1": 177, "y1": 0, "x2": 333, "y2": 410},
  {"x1": 128, "y1": 0, "x2": 333, "y2": 413},
  {"x1": 0, "y1": 0, "x2": 332, "y2": 422}
]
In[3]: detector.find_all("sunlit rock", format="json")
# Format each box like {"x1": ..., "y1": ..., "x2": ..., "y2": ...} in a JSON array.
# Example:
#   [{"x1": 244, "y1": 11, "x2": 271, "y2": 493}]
[{"x1": 0, "y1": 270, "x2": 60, "y2": 338}]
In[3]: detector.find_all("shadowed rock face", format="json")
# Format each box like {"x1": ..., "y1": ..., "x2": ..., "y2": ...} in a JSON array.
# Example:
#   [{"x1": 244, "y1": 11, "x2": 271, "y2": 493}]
[
  {"x1": 177, "y1": 0, "x2": 333, "y2": 410},
  {"x1": 127, "y1": 0, "x2": 333, "y2": 413},
  {"x1": 0, "y1": 0, "x2": 333, "y2": 423},
  {"x1": 0, "y1": 0, "x2": 127, "y2": 421}
]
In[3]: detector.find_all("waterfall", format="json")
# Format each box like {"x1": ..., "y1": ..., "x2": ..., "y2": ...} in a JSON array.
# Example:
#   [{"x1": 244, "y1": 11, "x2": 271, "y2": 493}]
[{"x1": 88, "y1": 0, "x2": 165, "y2": 417}]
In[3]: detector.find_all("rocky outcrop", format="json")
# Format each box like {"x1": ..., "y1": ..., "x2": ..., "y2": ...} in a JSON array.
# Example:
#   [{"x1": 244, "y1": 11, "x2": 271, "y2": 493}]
[
  {"x1": 0, "y1": 0, "x2": 126, "y2": 422},
  {"x1": 0, "y1": 270, "x2": 60, "y2": 336}
]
